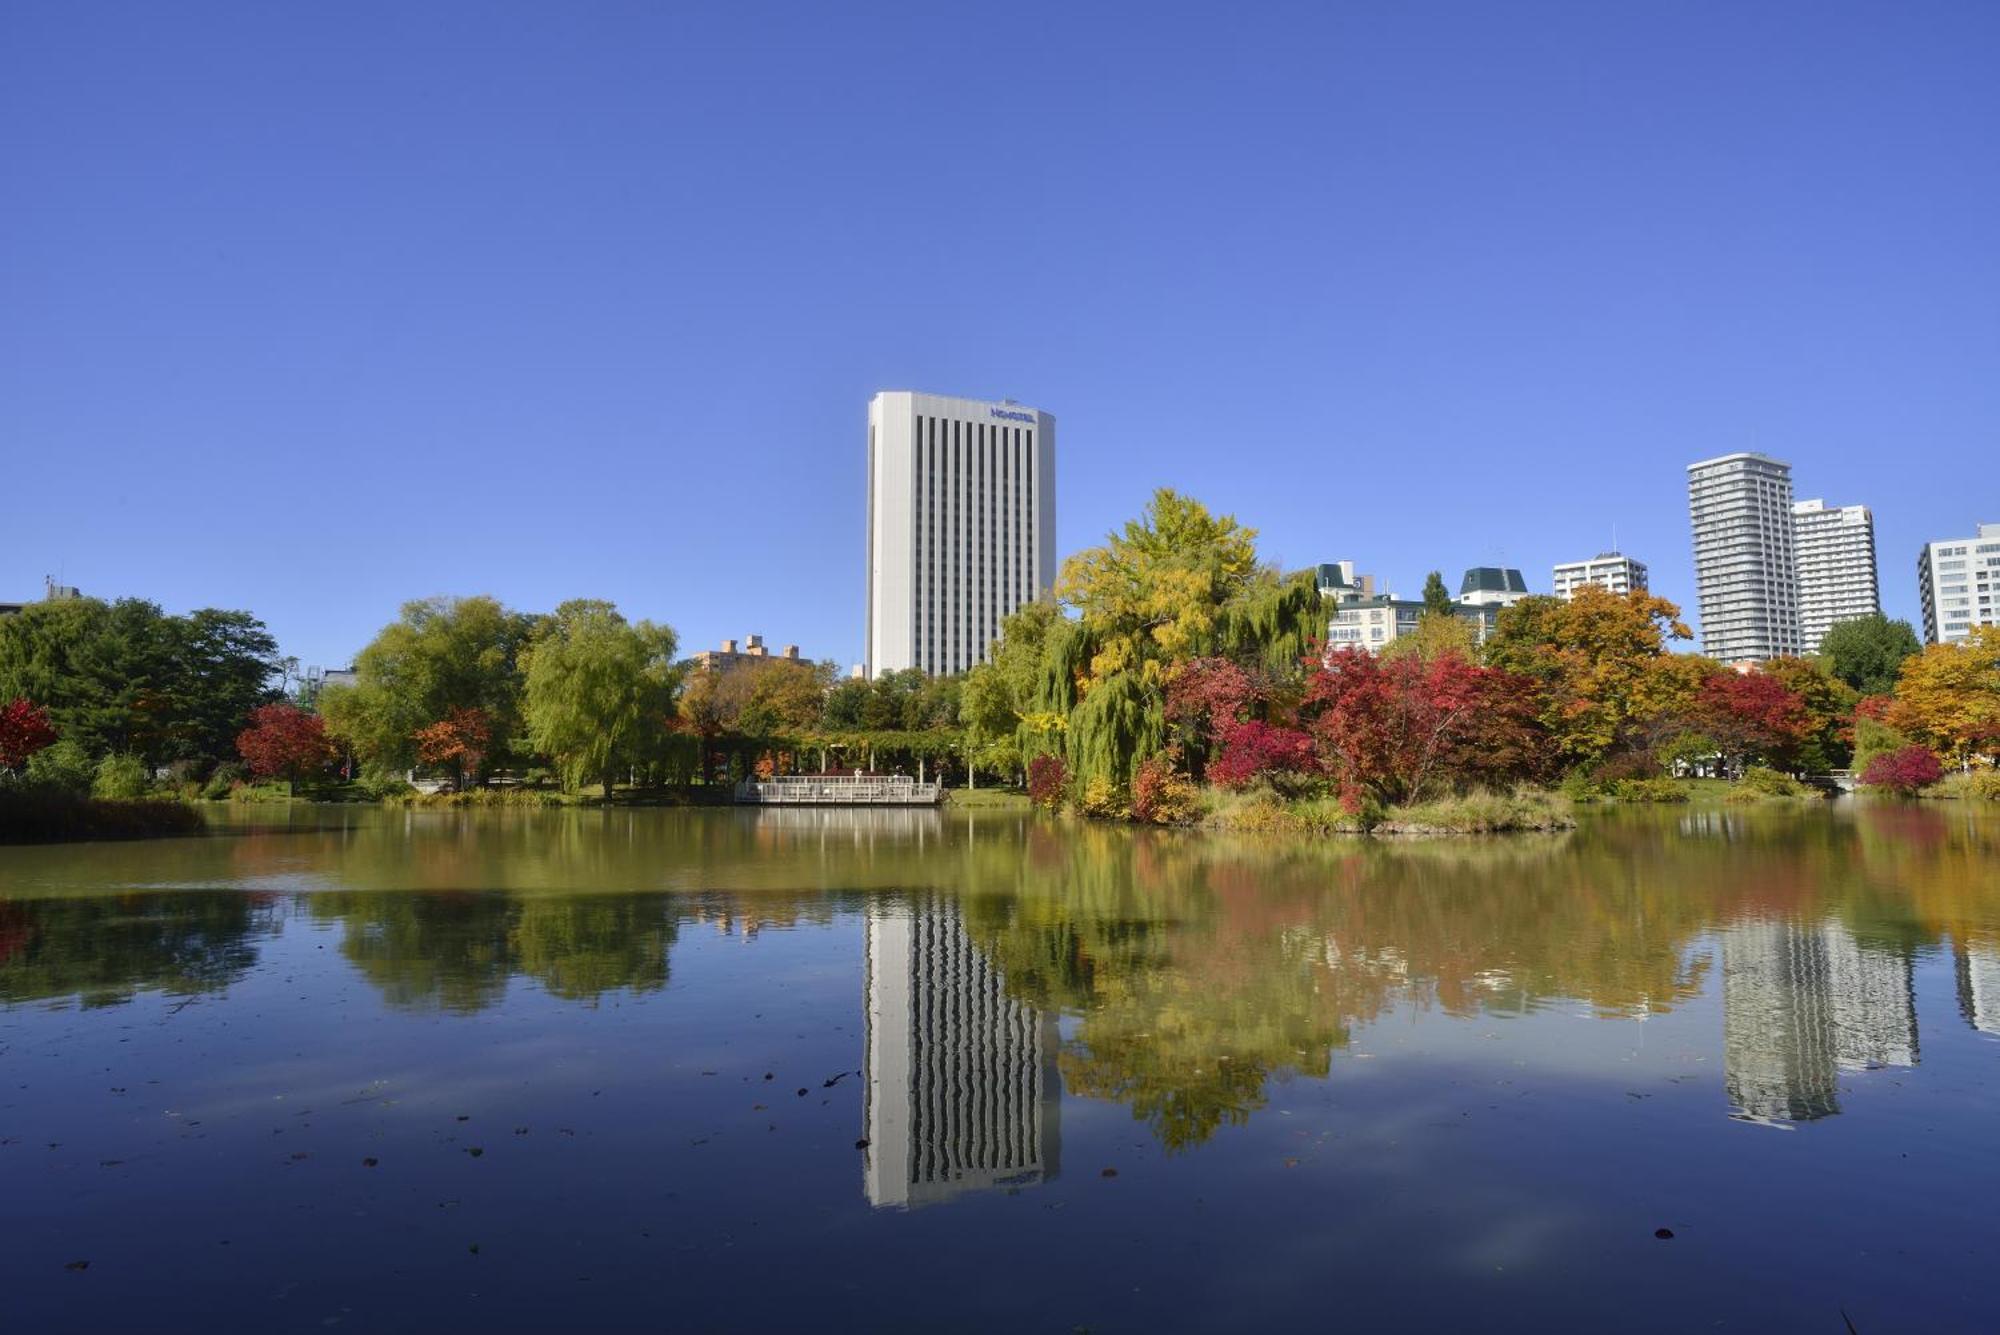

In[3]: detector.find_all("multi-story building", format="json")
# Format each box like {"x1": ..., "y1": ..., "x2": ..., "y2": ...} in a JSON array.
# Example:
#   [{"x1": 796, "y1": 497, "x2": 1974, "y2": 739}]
[
  {"x1": 862, "y1": 898, "x2": 1061, "y2": 1209},
  {"x1": 1687, "y1": 453, "x2": 1803, "y2": 664},
  {"x1": 1551, "y1": 552, "x2": 1648, "y2": 600},
  {"x1": 1790, "y1": 499, "x2": 1880, "y2": 651},
  {"x1": 1916, "y1": 522, "x2": 2000, "y2": 645},
  {"x1": 1318, "y1": 564, "x2": 1514, "y2": 651},
  {"x1": 1, "y1": 577, "x2": 83, "y2": 617},
  {"x1": 690, "y1": 633, "x2": 807, "y2": 674},
  {"x1": 865, "y1": 391, "x2": 1055, "y2": 678}
]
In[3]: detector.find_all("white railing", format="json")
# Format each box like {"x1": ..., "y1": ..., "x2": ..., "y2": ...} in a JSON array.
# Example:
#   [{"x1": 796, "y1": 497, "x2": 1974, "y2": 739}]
[{"x1": 734, "y1": 774, "x2": 945, "y2": 805}]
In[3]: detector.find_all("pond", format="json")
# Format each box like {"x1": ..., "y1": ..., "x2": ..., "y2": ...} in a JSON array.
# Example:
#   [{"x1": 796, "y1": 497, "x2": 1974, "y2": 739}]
[{"x1": 3, "y1": 803, "x2": 1997, "y2": 1332}]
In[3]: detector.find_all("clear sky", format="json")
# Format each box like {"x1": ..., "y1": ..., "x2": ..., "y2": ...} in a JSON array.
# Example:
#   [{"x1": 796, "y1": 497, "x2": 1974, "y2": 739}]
[{"x1": 4, "y1": 1, "x2": 1995, "y2": 670}]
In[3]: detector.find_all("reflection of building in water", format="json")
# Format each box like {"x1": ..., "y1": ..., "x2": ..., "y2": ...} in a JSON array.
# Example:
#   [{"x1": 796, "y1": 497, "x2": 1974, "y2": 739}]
[
  {"x1": 1955, "y1": 942, "x2": 2000, "y2": 1037},
  {"x1": 1721, "y1": 919, "x2": 1917, "y2": 1125},
  {"x1": 863, "y1": 899, "x2": 1060, "y2": 1208}
]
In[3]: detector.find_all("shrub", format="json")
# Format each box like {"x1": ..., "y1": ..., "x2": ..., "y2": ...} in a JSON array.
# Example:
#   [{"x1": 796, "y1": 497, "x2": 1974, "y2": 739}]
[
  {"x1": 1131, "y1": 755, "x2": 1201, "y2": 825},
  {"x1": 1075, "y1": 775, "x2": 1128, "y2": 820},
  {"x1": 24, "y1": 739, "x2": 93, "y2": 796},
  {"x1": 1026, "y1": 755, "x2": 1068, "y2": 811},
  {"x1": 1859, "y1": 745, "x2": 1945, "y2": 796},
  {"x1": 201, "y1": 761, "x2": 251, "y2": 800},
  {"x1": 1605, "y1": 777, "x2": 1688, "y2": 803},
  {"x1": 1731, "y1": 766, "x2": 1813, "y2": 800},
  {"x1": 1931, "y1": 770, "x2": 2000, "y2": 802},
  {"x1": 91, "y1": 753, "x2": 151, "y2": 800},
  {"x1": 357, "y1": 774, "x2": 417, "y2": 801}
]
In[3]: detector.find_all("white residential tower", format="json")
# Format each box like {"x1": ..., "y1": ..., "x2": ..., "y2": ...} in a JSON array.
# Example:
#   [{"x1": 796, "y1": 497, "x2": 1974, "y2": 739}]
[
  {"x1": 1791, "y1": 499, "x2": 1880, "y2": 651},
  {"x1": 1687, "y1": 453, "x2": 1802, "y2": 664}
]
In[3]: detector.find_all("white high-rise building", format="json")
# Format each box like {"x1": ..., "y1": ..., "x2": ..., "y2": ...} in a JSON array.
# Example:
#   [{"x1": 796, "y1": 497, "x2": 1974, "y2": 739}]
[
  {"x1": 1790, "y1": 499, "x2": 1880, "y2": 651},
  {"x1": 1916, "y1": 522, "x2": 2000, "y2": 645},
  {"x1": 1552, "y1": 552, "x2": 1649, "y2": 600},
  {"x1": 1687, "y1": 453, "x2": 1803, "y2": 664},
  {"x1": 866, "y1": 391, "x2": 1056, "y2": 677}
]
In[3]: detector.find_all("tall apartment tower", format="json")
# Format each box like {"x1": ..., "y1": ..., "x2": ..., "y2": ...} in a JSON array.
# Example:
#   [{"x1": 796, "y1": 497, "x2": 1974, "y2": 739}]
[
  {"x1": 862, "y1": 898, "x2": 1062, "y2": 1209},
  {"x1": 1790, "y1": 499, "x2": 1880, "y2": 651},
  {"x1": 1687, "y1": 453, "x2": 1802, "y2": 664},
  {"x1": 1916, "y1": 522, "x2": 2000, "y2": 645},
  {"x1": 866, "y1": 391, "x2": 1056, "y2": 677},
  {"x1": 1552, "y1": 552, "x2": 1648, "y2": 600}
]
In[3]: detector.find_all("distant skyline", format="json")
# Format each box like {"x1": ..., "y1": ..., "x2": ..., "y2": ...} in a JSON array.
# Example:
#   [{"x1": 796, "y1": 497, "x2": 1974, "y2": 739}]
[{"x1": 5, "y1": 2, "x2": 1995, "y2": 671}]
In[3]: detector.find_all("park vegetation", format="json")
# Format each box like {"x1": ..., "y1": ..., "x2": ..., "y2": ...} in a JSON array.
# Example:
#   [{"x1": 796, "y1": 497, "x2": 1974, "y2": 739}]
[
  {"x1": 981, "y1": 490, "x2": 2000, "y2": 829},
  {"x1": 4, "y1": 495, "x2": 1996, "y2": 838}
]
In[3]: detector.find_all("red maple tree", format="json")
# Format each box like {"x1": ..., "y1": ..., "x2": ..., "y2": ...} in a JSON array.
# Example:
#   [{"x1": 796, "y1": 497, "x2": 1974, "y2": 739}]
[
  {"x1": 1699, "y1": 671, "x2": 1809, "y2": 771},
  {"x1": 1302, "y1": 649, "x2": 1540, "y2": 810},
  {"x1": 236, "y1": 703, "x2": 336, "y2": 794},
  {"x1": 0, "y1": 698, "x2": 59, "y2": 771},
  {"x1": 1859, "y1": 745, "x2": 1944, "y2": 795},
  {"x1": 413, "y1": 706, "x2": 492, "y2": 788}
]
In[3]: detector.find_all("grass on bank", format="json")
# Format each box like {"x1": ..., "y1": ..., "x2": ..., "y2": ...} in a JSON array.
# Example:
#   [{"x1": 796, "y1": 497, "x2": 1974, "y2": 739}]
[
  {"x1": 1922, "y1": 771, "x2": 2000, "y2": 802},
  {"x1": 1198, "y1": 784, "x2": 1575, "y2": 836}
]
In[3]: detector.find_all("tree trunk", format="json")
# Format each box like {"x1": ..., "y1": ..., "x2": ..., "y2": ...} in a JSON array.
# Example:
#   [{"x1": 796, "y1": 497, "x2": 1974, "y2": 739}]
[{"x1": 603, "y1": 765, "x2": 617, "y2": 804}]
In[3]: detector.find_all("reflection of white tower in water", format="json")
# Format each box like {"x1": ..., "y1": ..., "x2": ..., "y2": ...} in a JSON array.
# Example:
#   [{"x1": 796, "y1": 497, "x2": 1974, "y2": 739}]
[
  {"x1": 862, "y1": 898, "x2": 1061, "y2": 1208},
  {"x1": 1720, "y1": 918, "x2": 1917, "y2": 1125},
  {"x1": 1956, "y1": 941, "x2": 2000, "y2": 1036}
]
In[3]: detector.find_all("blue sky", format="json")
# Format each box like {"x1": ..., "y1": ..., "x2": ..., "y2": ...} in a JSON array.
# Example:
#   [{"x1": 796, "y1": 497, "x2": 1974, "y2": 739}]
[{"x1": 4, "y1": 1, "x2": 1995, "y2": 670}]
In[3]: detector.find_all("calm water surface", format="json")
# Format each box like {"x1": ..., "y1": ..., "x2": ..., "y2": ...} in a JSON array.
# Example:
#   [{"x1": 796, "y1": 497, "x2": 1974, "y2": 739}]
[{"x1": 3, "y1": 803, "x2": 1998, "y2": 1332}]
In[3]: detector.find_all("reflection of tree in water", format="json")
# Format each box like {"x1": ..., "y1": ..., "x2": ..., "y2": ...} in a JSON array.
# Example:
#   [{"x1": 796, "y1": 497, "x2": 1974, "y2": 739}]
[
  {"x1": 0, "y1": 893, "x2": 276, "y2": 1008},
  {"x1": 303, "y1": 892, "x2": 680, "y2": 1012},
  {"x1": 951, "y1": 814, "x2": 1996, "y2": 1149}
]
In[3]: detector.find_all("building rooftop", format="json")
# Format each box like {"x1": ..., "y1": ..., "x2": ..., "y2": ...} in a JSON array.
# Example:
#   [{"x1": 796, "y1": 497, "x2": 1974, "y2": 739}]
[
  {"x1": 1687, "y1": 451, "x2": 1790, "y2": 471},
  {"x1": 1459, "y1": 567, "x2": 1528, "y2": 596}
]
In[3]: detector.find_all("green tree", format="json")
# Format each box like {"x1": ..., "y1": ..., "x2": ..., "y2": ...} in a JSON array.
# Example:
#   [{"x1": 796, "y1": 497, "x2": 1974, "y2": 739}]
[
  {"x1": 522, "y1": 600, "x2": 681, "y2": 796},
  {"x1": 1420, "y1": 570, "x2": 1455, "y2": 616},
  {"x1": 321, "y1": 596, "x2": 538, "y2": 776},
  {"x1": 0, "y1": 597, "x2": 276, "y2": 767},
  {"x1": 1816, "y1": 614, "x2": 1922, "y2": 695}
]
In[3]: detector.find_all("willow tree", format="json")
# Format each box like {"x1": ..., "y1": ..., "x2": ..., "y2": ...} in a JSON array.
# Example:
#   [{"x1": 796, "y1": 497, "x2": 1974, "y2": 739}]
[
  {"x1": 521, "y1": 600, "x2": 681, "y2": 797},
  {"x1": 1041, "y1": 489, "x2": 1324, "y2": 799}
]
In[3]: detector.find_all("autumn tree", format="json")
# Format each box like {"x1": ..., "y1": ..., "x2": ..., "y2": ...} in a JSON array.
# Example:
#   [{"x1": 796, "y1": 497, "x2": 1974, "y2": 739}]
[
  {"x1": 1816, "y1": 614, "x2": 1921, "y2": 695},
  {"x1": 1381, "y1": 611, "x2": 1478, "y2": 665},
  {"x1": 1758, "y1": 657, "x2": 1858, "y2": 771},
  {"x1": 1699, "y1": 670, "x2": 1810, "y2": 773},
  {"x1": 1301, "y1": 648, "x2": 1542, "y2": 808},
  {"x1": 1042, "y1": 490, "x2": 1322, "y2": 798},
  {"x1": 521, "y1": 600, "x2": 681, "y2": 797},
  {"x1": 1057, "y1": 488, "x2": 1263, "y2": 688},
  {"x1": 412, "y1": 707, "x2": 492, "y2": 789},
  {"x1": 0, "y1": 698, "x2": 58, "y2": 772},
  {"x1": 1889, "y1": 626, "x2": 2000, "y2": 767},
  {"x1": 236, "y1": 702, "x2": 336, "y2": 795},
  {"x1": 1481, "y1": 585, "x2": 1693, "y2": 770}
]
